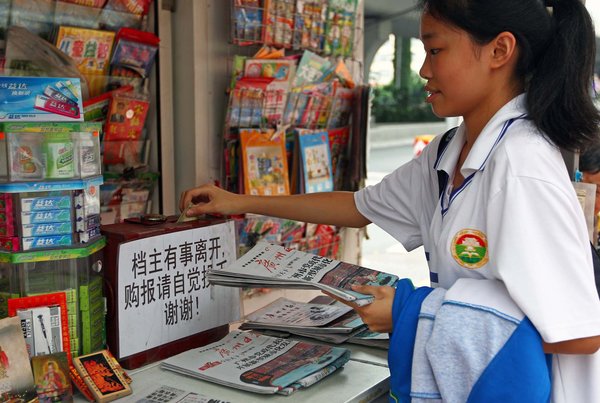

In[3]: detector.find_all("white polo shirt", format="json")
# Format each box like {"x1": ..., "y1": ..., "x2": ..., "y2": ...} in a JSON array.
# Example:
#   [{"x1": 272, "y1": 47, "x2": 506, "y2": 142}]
[{"x1": 355, "y1": 94, "x2": 600, "y2": 402}]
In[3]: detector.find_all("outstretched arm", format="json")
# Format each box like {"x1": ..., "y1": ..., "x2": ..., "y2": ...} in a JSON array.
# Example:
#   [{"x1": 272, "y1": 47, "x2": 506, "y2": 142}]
[{"x1": 179, "y1": 183, "x2": 371, "y2": 228}]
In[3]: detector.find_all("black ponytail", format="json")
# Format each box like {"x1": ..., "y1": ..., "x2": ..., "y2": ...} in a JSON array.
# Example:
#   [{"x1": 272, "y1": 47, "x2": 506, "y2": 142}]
[
  {"x1": 419, "y1": 0, "x2": 600, "y2": 151},
  {"x1": 528, "y1": 0, "x2": 600, "y2": 151}
]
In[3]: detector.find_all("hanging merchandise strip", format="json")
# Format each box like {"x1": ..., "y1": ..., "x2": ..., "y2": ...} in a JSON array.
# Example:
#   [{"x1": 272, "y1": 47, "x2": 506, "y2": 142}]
[{"x1": 230, "y1": 0, "x2": 361, "y2": 58}]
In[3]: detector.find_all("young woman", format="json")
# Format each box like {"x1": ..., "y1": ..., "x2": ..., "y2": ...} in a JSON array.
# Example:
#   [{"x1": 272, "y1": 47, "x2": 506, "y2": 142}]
[{"x1": 180, "y1": 0, "x2": 600, "y2": 400}]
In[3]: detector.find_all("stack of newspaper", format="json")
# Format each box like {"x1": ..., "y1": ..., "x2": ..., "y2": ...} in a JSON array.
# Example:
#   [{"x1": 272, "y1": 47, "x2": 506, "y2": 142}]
[
  {"x1": 208, "y1": 241, "x2": 399, "y2": 306},
  {"x1": 161, "y1": 330, "x2": 351, "y2": 395},
  {"x1": 347, "y1": 328, "x2": 390, "y2": 349},
  {"x1": 239, "y1": 297, "x2": 367, "y2": 344}
]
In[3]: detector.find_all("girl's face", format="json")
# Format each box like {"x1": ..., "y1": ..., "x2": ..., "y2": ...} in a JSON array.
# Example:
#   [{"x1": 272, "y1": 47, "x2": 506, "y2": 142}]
[{"x1": 419, "y1": 12, "x2": 494, "y2": 120}]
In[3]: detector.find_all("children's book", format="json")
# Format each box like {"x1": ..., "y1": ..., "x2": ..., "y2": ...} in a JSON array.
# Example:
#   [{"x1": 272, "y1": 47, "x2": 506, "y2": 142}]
[
  {"x1": 103, "y1": 93, "x2": 149, "y2": 141},
  {"x1": 323, "y1": 0, "x2": 358, "y2": 57},
  {"x1": 319, "y1": 59, "x2": 355, "y2": 89},
  {"x1": 298, "y1": 129, "x2": 334, "y2": 193},
  {"x1": 297, "y1": 82, "x2": 334, "y2": 128},
  {"x1": 291, "y1": 50, "x2": 331, "y2": 88},
  {"x1": 229, "y1": 54, "x2": 248, "y2": 90},
  {"x1": 227, "y1": 77, "x2": 272, "y2": 128},
  {"x1": 243, "y1": 58, "x2": 296, "y2": 125},
  {"x1": 263, "y1": 0, "x2": 295, "y2": 48},
  {"x1": 32, "y1": 352, "x2": 73, "y2": 403},
  {"x1": 243, "y1": 58, "x2": 297, "y2": 83},
  {"x1": 232, "y1": 0, "x2": 264, "y2": 46},
  {"x1": 293, "y1": 0, "x2": 327, "y2": 52},
  {"x1": 0, "y1": 317, "x2": 36, "y2": 401},
  {"x1": 55, "y1": 26, "x2": 116, "y2": 97},
  {"x1": 240, "y1": 129, "x2": 290, "y2": 196}
]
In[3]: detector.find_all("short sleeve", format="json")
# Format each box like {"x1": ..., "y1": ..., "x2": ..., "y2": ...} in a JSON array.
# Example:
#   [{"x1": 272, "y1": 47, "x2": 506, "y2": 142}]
[{"x1": 354, "y1": 142, "x2": 440, "y2": 251}]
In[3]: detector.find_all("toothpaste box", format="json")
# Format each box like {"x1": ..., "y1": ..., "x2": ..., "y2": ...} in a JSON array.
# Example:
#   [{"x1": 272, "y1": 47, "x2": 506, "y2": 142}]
[
  {"x1": 0, "y1": 77, "x2": 83, "y2": 122},
  {"x1": 21, "y1": 209, "x2": 72, "y2": 224},
  {"x1": 21, "y1": 222, "x2": 73, "y2": 237},
  {"x1": 22, "y1": 234, "x2": 73, "y2": 250},
  {"x1": 21, "y1": 196, "x2": 72, "y2": 212}
]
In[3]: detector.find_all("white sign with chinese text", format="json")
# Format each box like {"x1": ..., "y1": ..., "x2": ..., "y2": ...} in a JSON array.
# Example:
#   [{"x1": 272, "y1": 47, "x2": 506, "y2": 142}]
[{"x1": 117, "y1": 221, "x2": 239, "y2": 357}]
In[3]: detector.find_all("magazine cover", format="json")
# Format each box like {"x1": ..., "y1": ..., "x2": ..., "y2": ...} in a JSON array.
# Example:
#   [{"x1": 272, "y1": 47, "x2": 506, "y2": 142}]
[
  {"x1": 327, "y1": 126, "x2": 350, "y2": 190},
  {"x1": 0, "y1": 317, "x2": 36, "y2": 401},
  {"x1": 232, "y1": 0, "x2": 263, "y2": 46},
  {"x1": 263, "y1": 0, "x2": 295, "y2": 48},
  {"x1": 161, "y1": 330, "x2": 350, "y2": 395},
  {"x1": 55, "y1": 26, "x2": 116, "y2": 97},
  {"x1": 323, "y1": 0, "x2": 358, "y2": 57},
  {"x1": 293, "y1": 0, "x2": 327, "y2": 51},
  {"x1": 327, "y1": 85, "x2": 354, "y2": 129},
  {"x1": 243, "y1": 58, "x2": 296, "y2": 125},
  {"x1": 291, "y1": 50, "x2": 331, "y2": 88},
  {"x1": 208, "y1": 241, "x2": 399, "y2": 306},
  {"x1": 240, "y1": 129, "x2": 290, "y2": 196},
  {"x1": 298, "y1": 130, "x2": 334, "y2": 193},
  {"x1": 227, "y1": 77, "x2": 271, "y2": 128}
]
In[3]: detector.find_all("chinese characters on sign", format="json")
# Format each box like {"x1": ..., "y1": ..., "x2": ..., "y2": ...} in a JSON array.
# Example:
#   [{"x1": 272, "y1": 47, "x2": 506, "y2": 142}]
[{"x1": 117, "y1": 221, "x2": 239, "y2": 357}]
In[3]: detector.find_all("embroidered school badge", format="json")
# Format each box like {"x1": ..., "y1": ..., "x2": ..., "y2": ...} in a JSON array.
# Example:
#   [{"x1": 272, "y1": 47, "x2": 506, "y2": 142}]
[{"x1": 451, "y1": 229, "x2": 489, "y2": 269}]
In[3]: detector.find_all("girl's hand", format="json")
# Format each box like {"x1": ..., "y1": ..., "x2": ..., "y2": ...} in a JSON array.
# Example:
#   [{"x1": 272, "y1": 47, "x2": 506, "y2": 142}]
[
  {"x1": 328, "y1": 285, "x2": 395, "y2": 333},
  {"x1": 351, "y1": 285, "x2": 395, "y2": 333},
  {"x1": 179, "y1": 184, "x2": 245, "y2": 217}
]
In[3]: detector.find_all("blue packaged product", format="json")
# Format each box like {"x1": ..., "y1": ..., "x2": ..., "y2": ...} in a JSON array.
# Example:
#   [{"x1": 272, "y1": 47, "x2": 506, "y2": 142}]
[
  {"x1": 21, "y1": 222, "x2": 72, "y2": 237},
  {"x1": 21, "y1": 196, "x2": 72, "y2": 212},
  {"x1": 21, "y1": 209, "x2": 72, "y2": 224},
  {"x1": 0, "y1": 77, "x2": 83, "y2": 122},
  {"x1": 22, "y1": 234, "x2": 73, "y2": 250}
]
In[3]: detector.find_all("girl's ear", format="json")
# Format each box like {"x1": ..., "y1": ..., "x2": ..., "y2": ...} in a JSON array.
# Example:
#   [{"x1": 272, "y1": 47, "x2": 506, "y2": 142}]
[{"x1": 489, "y1": 31, "x2": 518, "y2": 69}]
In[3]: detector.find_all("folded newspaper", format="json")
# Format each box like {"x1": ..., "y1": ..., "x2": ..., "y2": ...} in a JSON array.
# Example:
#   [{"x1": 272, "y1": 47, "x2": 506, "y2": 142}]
[
  {"x1": 161, "y1": 330, "x2": 351, "y2": 395},
  {"x1": 208, "y1": 241, "x2": 399, "y2": 306},
  {"x1": 239, "y1": 297, "x2": 367, "y2": 344}
]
